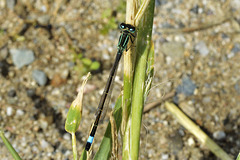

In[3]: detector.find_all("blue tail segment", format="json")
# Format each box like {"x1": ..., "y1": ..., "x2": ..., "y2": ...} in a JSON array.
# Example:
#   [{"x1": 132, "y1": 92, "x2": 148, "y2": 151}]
[
  {"x1": 87, "y1": 136, "x2": 94, "y2": 143},
  {"x1": 85, "y1": 136, "x2": 94, "y2": 151}
]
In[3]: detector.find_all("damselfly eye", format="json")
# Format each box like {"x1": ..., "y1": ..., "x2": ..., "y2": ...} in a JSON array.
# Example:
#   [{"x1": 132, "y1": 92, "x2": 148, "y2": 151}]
[
  {"x1": 129, "y1": 27, "x2": 135, "y2": 33},
  {"x1": 119, "y1": 23, "x2": 126, "y2": 29}
]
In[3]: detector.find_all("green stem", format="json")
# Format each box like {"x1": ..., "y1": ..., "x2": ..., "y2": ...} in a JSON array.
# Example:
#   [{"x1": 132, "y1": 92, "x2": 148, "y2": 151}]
[
  {"x1": 72, "y1": 133, "x2": 78, "y2": 160},
  {"x1": 0, "y1": 129, "x2": 22, "y2": 160},
  {"x1": 130, "y1": 38, "x2": 149, "y2": 160},
  {"x1": 130, "y1": 0, "x2": 155, "y2": 159},
  {"x1": 122, "y1": 0, "x2": 137, "y2": 158}
]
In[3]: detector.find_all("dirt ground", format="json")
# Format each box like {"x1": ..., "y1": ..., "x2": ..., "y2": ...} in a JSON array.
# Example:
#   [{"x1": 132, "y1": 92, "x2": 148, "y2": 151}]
[{"x1": 0, "y1": 0, "x2": 240, "y2": 159}]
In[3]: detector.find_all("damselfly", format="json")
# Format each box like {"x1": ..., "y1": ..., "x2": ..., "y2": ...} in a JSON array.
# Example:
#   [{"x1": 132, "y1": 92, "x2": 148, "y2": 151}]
[{"x1": 85, "y1": 23, "x2": 136, "y2": 151}]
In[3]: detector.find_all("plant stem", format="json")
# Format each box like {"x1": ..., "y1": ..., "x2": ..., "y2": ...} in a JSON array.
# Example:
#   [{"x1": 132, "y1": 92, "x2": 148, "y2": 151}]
[
  {"x1": 122, "y1": 0, "x2": 137, "y2": 139},
  {"x1": 130, "y1": 0, "x2": 155, "y2": 159},
  {"x1": 165, "y1": 102, "x2": 232, "y2": 160},
  {"x1": 134, "y1": 0, "x2": 151, "y2": 26},
  {"x1": 72, "y1": 133, "x2": 77, "y2": 160},
  {"x1": 122, "y1": 0, "x2": 137, "y2": 158},
  {"x1": 0, "y1": 129, "x2": 22, "y2": 160}
]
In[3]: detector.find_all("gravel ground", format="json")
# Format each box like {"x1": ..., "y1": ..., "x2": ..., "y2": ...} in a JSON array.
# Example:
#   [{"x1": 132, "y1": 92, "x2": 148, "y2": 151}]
[{"x1": 0, "y1": 0, "x2": 240, "y2": 159}]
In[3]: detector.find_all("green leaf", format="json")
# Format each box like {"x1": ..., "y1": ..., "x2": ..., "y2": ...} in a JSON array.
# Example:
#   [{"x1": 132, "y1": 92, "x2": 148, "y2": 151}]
[
  {"x1": 65, "y1": 73, "x2": 90, "y2": 133},
  {"x1": 82, "y1": 58, "x2": 92, "y2": 66},
  {"x1": 77, "y1": 53, "x2": 83, "y2": 59},
  {"x1": 65, "y1": 102, "x2": 82, "y2": 133},
  {"x1": 79, "y1": 149, "x2": 87, "y2": 160},
  {"x1": 90, "y1": 61, "x2": 100, "y2": 70},
  {"x1": 144, "y1": 42, "x2": 155, "y2": 101},
  {"x1": 93, "y1": 95, "x2": 122, "y2": 160}
]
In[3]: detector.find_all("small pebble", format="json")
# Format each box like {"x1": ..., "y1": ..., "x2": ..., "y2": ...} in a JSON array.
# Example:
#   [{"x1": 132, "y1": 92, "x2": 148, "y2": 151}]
[
  {"x1": 10, "y1": 49, "x2": 35, "y2": 69},
  {"x1": 32, "y1": 69, "x2": 48, "y2": 86},
  {"x1": 227, "y1": 52, "x2": 235, "y2": 59},
  {"x1": 34, "y1": 98, "x2": 43, "y2": 109},
  {"x1": 163, "y1": 120, "x2": 168, "y2": 126},
  {"x1": 161, "y1": 153, "x2": 169, "y2": 160},
  {"x1": 176, "y1": 75, "x2": 196, "y2": 96},
  {"x1": 4, "y1": 132, "x2": 11, "y2": 139},
  {"x1": 231, "y1": 0, "x2": 240, "y2": 9},
  {"x1": 40, "y1": 139, "x2": 49, "y2": 149},
  {"x1": 213, "y1": 130, "x2": 226, "y2": 140},
  {"x1": 68, "y1": 62, "x2": 75, "y2": 67},
  {"x1": 224, "y1": 124, "x2": 232, "y2": 132},
  {"x1": 195, "y1": 41, "x2": 209, "y2": 56},
  {"x1": 63, "y1": 133, "x2": 71, "y2": 140},
  {"x1": 64, "y1": 150, "x2": 71, "y2": 156},
  {"x1": 0, "y1": 47, "x2": 8, "y2": 60},
  {"x1": 187, "y1": 137, "x2": 195, "y2": 146},
  {"x1": 61, "y1": 69, "x2": 69, "y2": 79},
  {"x1": 6, "y1": 106, "x2": 13, "y2": 116},
  {"x1": 234, "y1": 80, "x2": 240, "y2": 94},
  {"x1": 51, "y1": 74, "x2": 66, "y2": 87},
  {"x1": 6, "y1": 0, "x2": 16, "y2": 10},
  {"x1": 190, "y1": 5, "x2": 199, "y2": 14},
  {"x1": 102, "y1": 53, "x2": 110, "y2": 60},
  {"x1": 51, "y1": 88, "x2": 61, "y2": 95},
  {"x1": 231, "y1": 43, "x2": 240, "y2": 54},
  {"x1": 214, "y1": 115, "x2": 219, "y2": 122},
  {"x1": 165, "y1": 56, "x2": 172, "y2": 65},
  {"x1": 16, "y1": 109, "x2": 24, "y2": 116},
  {"x1": 161, "y1": 22, "x2": 174, "y2": 28},
  {"x1": 178, "y1": 129, "x2": 185, "y2": 136},
  {"x1": 8, "y1": 89, "x2": 16, "y2": 97},
  {"x1": 202, "y1": 96, "x2": 211, "y2": 104},
  {"x1": 39, "y1": 119, "x2": 48, "y2": 130},
  {"x1": 26, "y1": 88, "x2": 36, "y2": 98},
  {"x1": 20, "y1": 137, "x2": 27, "y2": 147},
  {"x1": 148, "y1": 149, "x2": 154, "y2": 157},
  {"x1": 169, "y1": 133, "x2": 183, "y2": 155}
]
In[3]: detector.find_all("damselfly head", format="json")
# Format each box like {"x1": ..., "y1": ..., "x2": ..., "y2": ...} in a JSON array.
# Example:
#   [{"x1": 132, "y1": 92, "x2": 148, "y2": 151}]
[{"x1": 119, "y1": 23, "x2": 136, "y2": 33}]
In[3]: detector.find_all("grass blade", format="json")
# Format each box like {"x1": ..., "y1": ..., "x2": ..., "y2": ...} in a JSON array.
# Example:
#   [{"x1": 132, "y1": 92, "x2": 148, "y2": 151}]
[{"x1": 0, "y1": 129, "x2": 22, "y2": 160}]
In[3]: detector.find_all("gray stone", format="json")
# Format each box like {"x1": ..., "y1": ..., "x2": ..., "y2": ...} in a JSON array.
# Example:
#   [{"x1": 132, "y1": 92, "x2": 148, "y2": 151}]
[
  {"x1": 0, "y1": 47, "x2": 8, "y2": 60},
  {"x1": 10, "y1": 49, "x2": 35, "y2": 69},
  {"x1": 235, "y1": 80, "x2": 240, "y2": 94},
  {"x1": 40, "y1": 139, "x2": 49, "y2": 149},
  {"x1": 169, "y1": 133, "x2": 183, "y2": 155},
  {"x1": 213, "y1": 130, "x2": 226, "y2": 140},
  {"x1": 176, "y1": 75, "x2": 196, "y2": 96},
  {"x1": 231, "y1": 43, "x2": 240, "y2": 54},
  {"x1": 202, "y1": 96, "x2": 211, "y2": 104},
  {"x1": 6, "y1": 0, "x2": 16, "y2": 10},
  {"x1": 195, "y1": 41, "x2": 209, "y2": 56},
  {"x1": 32, "y1": 69, "x2": 48, "y2": 86}
]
